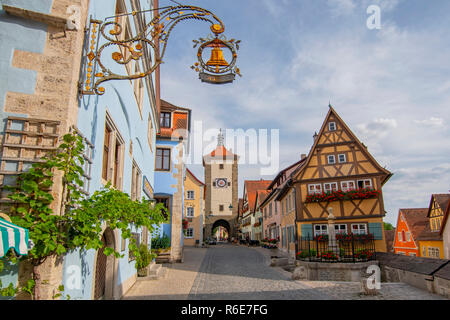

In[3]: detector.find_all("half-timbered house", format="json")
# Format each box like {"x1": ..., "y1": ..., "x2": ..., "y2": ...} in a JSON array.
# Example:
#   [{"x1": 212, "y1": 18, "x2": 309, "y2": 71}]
[
  {"x1": 417, "y1": 194, "x2": 450, "y2": 259},
  {"x1": 292, "y1": 106, "x2": 392, "y2": 252}
]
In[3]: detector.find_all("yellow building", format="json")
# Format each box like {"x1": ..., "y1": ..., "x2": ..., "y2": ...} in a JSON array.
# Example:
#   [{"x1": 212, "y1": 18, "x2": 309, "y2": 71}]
[
  {"x1": 293, "y1": 106, "x2": 392, "y2": 252},
  {"x1": 417, "y1": 194, "x2": 450, "y2": 259},
  {"x1": 183, "y1": 168, "x2": 205, "y2": 246}
]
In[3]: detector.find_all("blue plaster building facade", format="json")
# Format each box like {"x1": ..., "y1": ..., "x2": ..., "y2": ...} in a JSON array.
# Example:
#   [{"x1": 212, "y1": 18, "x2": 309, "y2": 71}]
[
  {"x1": 0, "y1": 0, "x2": 163, "y2": 300},
  {"x1": 154, "y1": 99, "x2": 191, "y2": 263}
]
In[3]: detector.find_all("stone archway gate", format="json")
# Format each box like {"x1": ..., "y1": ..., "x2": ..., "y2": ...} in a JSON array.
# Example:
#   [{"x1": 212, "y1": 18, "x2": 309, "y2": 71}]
[{"x1": 204, "y1": 215, "x2": 238, "y2": 241}]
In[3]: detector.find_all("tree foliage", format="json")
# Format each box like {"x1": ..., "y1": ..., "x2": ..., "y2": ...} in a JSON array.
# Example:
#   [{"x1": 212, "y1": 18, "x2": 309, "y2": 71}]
[
  {"x1": 383, "y1": 222, "x2": 394, "y2": 231},
  {"x1": 0, "y1": 132, "x2": 167, "y2": 299}
]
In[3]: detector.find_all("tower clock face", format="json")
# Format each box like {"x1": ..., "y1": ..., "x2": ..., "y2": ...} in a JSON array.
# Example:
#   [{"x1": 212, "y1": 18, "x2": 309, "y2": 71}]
[{"x1": 216, "y1": 178, "x2": 227, "y2": 188}]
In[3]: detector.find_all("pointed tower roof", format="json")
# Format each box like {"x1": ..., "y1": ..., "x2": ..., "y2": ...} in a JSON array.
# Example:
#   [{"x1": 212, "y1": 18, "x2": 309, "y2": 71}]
[{"x1": 203, "y1": 129, "x2": 238, "y2": 166}]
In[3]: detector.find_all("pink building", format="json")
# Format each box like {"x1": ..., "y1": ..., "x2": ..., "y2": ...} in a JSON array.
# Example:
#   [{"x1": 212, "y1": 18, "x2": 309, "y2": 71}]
[{"x1": 260, "y1": 158, "x2": 306, "y2": 241}]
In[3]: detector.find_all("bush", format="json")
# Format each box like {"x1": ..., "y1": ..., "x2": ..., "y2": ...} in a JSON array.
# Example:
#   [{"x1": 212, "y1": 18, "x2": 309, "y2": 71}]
[
  {"x1": 151, "y1": 233, "x2": 170, "y2": 249},
  {"x1": 296, "y1": 249, "x2": 317, "y2": 259},
  {"x1": 135, "y1": 245, "x2": 151, "y2": 270}
]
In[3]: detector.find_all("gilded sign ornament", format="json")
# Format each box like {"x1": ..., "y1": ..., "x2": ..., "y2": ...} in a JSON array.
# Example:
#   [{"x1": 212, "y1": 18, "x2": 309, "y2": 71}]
[{"x1": 79, "y1": 5, "x2": 241, "y2": 96}]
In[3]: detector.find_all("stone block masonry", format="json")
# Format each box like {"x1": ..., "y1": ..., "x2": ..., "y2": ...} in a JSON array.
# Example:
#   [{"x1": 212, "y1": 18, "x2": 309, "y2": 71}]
[
  {"x1": 1, "y1": 0, "x2": 90, "y2": 300},
  {"x1": 376, "y1": 252, "x2": 450, "y2": 299}
]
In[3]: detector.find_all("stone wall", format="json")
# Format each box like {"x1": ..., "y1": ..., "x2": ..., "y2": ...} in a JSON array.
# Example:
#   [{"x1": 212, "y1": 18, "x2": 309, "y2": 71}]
[
  {"x1": 292, "y1": 260, "x2": 377, "y2": 282},
  {"x1": 376, "y1": 252, "x2": 450, "y2": 299},
  {"x1": 1, "y1": 0, "x2": 90, "y2": 300}
]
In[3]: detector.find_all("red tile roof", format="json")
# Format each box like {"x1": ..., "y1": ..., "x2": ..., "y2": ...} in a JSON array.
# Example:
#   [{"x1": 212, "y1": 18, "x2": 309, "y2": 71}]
[
  {"x1": 209, "y1": 145, "x2": 235, "y2": 157},
  {"x1": 399, "y1": 208, "x2": 429, "y2": 240},
  {"x1": 243, "y1": 180, "x2": 272, "y2": 214},
  {"x1": 158, "y1": 99, "x2": 190, "y2": 139}
]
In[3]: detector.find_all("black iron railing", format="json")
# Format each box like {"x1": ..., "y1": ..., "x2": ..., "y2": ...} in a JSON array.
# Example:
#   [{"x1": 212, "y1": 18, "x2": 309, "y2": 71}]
[{"x1": 296, "y1": 233, "x2": 376, "y2": 263}]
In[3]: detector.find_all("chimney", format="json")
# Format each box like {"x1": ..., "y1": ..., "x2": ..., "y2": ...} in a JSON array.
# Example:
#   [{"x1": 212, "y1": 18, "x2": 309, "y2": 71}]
[{"x1": 301, "y1": 154, "x2": 306, "y2": 159}]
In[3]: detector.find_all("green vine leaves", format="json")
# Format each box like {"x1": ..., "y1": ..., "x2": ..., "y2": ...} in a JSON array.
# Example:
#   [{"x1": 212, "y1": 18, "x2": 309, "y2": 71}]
[{"x1": 1, "y1": 132, "x2": 168, "y2": 298}]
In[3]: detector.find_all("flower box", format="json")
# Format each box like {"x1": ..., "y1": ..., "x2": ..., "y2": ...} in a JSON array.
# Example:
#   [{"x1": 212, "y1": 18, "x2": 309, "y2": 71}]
[{"x1": 305, "y1": 188, "x2": 380, "y2": 204}]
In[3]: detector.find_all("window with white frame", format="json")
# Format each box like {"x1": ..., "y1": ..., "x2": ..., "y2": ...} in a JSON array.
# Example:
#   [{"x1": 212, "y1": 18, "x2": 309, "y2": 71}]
[
  {"x1": 186, "y1": 207, "x2": 194, "y2": 217},
  {"x1": 428, "y1": 247, "x2": 440, "y2": 258},
  {"x1": 341, "y1": 181, "x2": 355, "y2": 192},
  {"x1": 328, "y1": 122, "x2": 336, "y2": 131},
  {"x1": 398, "y1": 232, "x2": 402, "y2": 241},
  {"x1": 324, "y1": 182, "x2": 338, "y2": 193},
  {"x1": 187, "y1": 190, "x2": 195, "y2": 199},
  {"x1": 327, "y1": 155, "x2": 336, "y2": 164},
  {"x1": 308, "y1": 184, "x2": 322, "y2": 195},
  {"x1": 357, "y1": 179, "x2": 372, "y2": 189},
  {"x1": 334, "y1": 224, "x2": 347, "y2": 234},
  {"x1": 406, "y1": 232, "x2": 411, "y2": 242},
  {"x1": 314, "y1": 224, "x2": 328, "y2": 236},
  {"x1": 351, "y1": 223, "x2": 367, "y2": 235},
  {"x1": 185, "y1": 228, "x2": 194, "y2": 238},
  {"x1": 338, "y1": 154, "x2": 346, "y2": 163}
]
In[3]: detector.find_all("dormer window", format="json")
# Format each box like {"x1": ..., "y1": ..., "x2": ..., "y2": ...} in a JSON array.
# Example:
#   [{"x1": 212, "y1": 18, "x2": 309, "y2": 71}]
[
  {"x1": 328, "y1": 122, "x2": 336, "y2": 131},
  {"x1": 160, "y1": 112, "x2": 171, "y2": 128},
  {"x1": 327, "y1": 155, "x2": 336, "y2": 164}
]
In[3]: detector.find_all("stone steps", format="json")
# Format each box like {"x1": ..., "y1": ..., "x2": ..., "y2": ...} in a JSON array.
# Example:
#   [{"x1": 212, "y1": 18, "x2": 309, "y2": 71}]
[
  {"x1": 137, "y1": 263, "x2": 168, "y2": 281},
  {"x1": 155, "y1": 251, "x2": 171, "y2": 264}
]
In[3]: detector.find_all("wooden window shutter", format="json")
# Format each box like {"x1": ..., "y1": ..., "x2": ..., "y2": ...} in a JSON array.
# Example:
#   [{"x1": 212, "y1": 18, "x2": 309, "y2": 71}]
[
  {"x1": 300, "y1": 224, "x2": 313, "y2": 239},
  {"x1": 368, "y1": 222, "x2": 383, "y2": 240}
]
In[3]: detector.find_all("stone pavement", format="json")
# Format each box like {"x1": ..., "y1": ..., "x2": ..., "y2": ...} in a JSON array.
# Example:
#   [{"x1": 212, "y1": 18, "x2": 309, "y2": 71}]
[
  {"x1": 123, "y1": 244, "x2": 447, "y2": 300},
  {"x1": 122, "y1": 246, "x2": 208, "y2": 299},
  {"x1": 188, "y1": 244, "x2": 332, "y2": 300},
  {"x1": 298, "y1": 281, "x2": 447, "y2": 300}
]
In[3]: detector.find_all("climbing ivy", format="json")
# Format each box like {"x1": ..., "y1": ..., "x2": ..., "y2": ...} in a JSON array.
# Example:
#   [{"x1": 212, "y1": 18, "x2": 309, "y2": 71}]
[{"x1": 0, "y1": 132, "x2": 167, "y2": 299}]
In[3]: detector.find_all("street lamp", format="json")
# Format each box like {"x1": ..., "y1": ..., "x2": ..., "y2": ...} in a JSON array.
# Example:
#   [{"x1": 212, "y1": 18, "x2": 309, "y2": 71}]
[{"x1": 79, "y1": 5, "x2": 241, "y2": 96}]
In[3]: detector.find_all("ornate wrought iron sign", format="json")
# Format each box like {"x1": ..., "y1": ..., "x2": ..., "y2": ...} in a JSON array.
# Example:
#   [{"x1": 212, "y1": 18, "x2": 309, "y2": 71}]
[
  {"x1": 191, "y1": 25, "x2": 241, "y2": 84},
  {"x1": 79, "y1": 5, "x2": 241, "y2": 96}
]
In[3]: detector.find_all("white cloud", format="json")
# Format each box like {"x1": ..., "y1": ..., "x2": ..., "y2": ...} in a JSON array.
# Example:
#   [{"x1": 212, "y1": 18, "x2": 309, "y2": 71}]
[
  {"x1": 327, "y1": 0, "x2": 356, "y2": 16},
  {"x1": 414, "y1": 117, "x2": 445, "y2": 128},
  {"x1": 160, "y1": 0, "x2": 450, "y2": 224}
]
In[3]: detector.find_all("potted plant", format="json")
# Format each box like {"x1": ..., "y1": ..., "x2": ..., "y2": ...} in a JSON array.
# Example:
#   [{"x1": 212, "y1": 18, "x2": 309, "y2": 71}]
[{"x1": 136, "y1": 245, "x2": 152, "y2": 277}]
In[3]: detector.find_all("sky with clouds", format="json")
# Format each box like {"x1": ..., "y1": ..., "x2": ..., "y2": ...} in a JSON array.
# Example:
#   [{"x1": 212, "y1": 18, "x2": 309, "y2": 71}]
[{"x1": 158, "y1": 0, "x2": 450, "y2": 225}]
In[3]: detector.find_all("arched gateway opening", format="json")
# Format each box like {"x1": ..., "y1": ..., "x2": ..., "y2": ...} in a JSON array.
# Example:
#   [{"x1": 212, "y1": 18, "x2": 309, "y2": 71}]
[
  {"x1": 93, "y1": 227, "x2": 116, "y2": 300},
  {"x1": 211, "y1": 219, "x2": 231, "y2": 242}
]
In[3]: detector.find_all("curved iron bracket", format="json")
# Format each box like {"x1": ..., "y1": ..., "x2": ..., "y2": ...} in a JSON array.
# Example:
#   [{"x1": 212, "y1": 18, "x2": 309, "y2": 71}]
[{"x1": 79, "y1": 5, "x2": 240, "y2": 96}]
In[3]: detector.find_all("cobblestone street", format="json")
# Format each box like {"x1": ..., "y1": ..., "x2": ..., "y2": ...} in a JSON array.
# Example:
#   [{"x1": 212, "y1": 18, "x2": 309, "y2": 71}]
[
  {"x1": 123, "y1": 244, "x2": 447, "y2": 300},
  {"x1": 188, "y1": 244, "x2": 332, "y2": 300}
]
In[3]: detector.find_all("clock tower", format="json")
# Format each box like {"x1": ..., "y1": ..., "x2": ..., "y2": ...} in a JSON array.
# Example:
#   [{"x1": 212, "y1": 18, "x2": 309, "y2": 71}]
[{"x1": 203, "y1": 130, "x2": 239, "y2": 241}]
